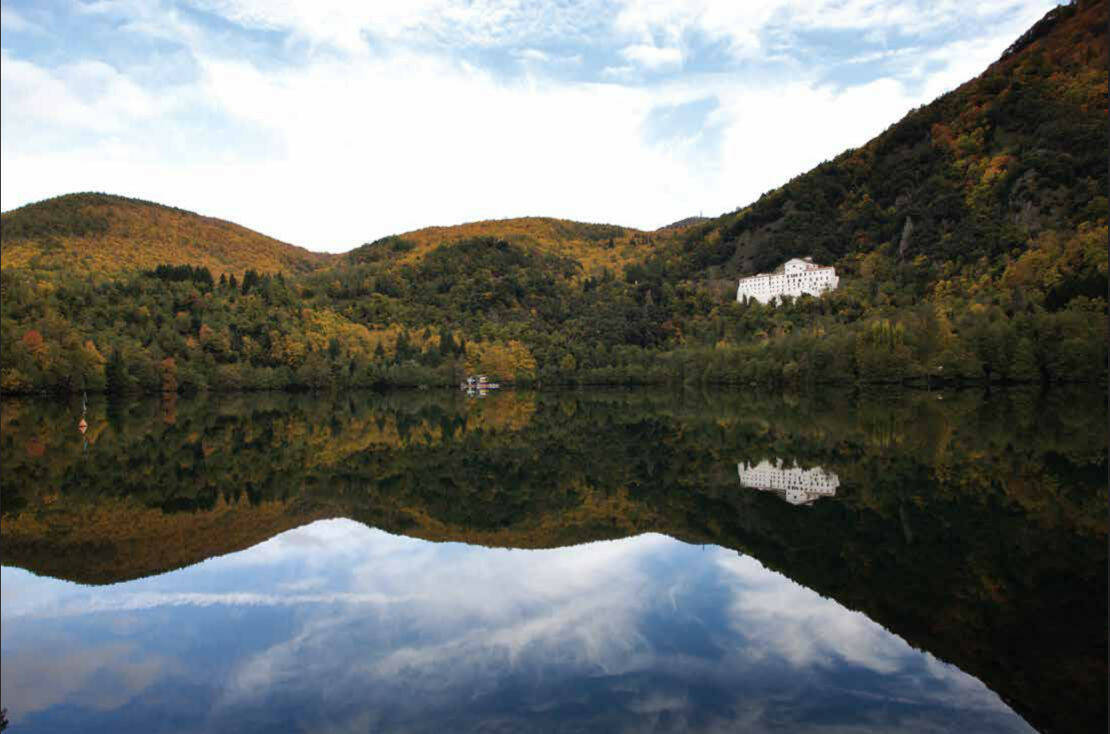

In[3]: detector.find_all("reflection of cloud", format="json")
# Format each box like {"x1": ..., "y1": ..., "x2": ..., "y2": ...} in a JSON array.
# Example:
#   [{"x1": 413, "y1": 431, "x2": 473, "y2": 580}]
[
  {"x1": 1, "y1": 521, "x2": 1033, "y2": 732},
  {"x1": 11, "y1": 589, "x2": 407, "y2": 617},
  {"x1": 718, "y1": 553, "x2": 908, "y2": 672},
  {"x1": 0, "y1": 642, "x2": 171, "y2": 724},
  {"x1": 220, "y1": 532, "x2": 674, "y2": 707},
  {"x1": 714, "y1": 552, "x2": 1027, "y2": 725}
]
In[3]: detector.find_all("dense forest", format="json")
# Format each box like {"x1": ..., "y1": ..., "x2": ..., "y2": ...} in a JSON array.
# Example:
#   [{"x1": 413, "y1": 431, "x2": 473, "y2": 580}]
[
  {"x1": 0, "y1": 0, "x2": 1106, "y2": 394},
  {"x1": 2, "y1": 387, "x2": 1105, "y2": 734}
]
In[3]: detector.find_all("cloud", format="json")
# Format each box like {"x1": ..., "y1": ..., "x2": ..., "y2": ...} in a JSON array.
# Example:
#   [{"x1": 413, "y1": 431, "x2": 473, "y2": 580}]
[
  {"x1": 621, "y1": 43, "x2": 684, "y2": 70},
  {"x1": 0, "y1": 0, "x2": 1061, "y2": 251},
  {"x1": 516, "y1": 47, "x2": 550, "y2": 62},
  {"x1": 612, "y1": 0, "x2": 1054, "y2": 61},
  {"x1": 0, "y1": 51, "x2": 171, "y2": 137},
  {"x1": 182, "y1": 0, "x2": 610, "y2": 52}
]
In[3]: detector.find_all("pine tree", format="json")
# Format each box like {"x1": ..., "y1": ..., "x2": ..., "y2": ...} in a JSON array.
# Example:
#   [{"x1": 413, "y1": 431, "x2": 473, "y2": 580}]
[
  {"x1": 438, "y1": 327, "x2": 456, "y2": 357},
  {"x1": 105, "y1": 349, "x2": 128, "y2": 394}
]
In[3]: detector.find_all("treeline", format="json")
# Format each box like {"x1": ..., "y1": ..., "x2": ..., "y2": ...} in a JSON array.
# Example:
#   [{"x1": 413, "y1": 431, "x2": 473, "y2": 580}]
[{"x1": 1, "y1": 229, "x2": 1106, "y2": 395}]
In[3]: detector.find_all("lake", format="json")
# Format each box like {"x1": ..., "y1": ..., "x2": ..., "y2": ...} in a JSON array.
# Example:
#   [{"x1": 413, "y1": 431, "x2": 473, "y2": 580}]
[{"x1": 1, "y1": 387, "x2": 1105, "y2": 733}]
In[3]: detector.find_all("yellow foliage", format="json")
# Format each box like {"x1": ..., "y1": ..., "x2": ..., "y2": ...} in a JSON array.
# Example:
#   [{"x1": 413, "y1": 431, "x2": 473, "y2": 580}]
[
  {"x1": 464, "y1": 340, "x2": 537, "y2": 380},
  {"x1": 1001, "y1": 224, "x2": 1109, "y2": 292},
  {"x1": 392, "y1": 217, "x2": 659, "y2": 278},
  {"x1": 462, "y1": 392, "x2": 537, "y2": 433},
  {"x1": 1, "y1": 195, "x2": 333, "y2": 277}
]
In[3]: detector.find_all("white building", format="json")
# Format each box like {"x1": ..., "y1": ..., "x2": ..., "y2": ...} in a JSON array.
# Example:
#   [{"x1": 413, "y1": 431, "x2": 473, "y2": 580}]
[
  {"x1": 737, "y1": 459, "x2": 840, "y2": 506},
  {"x1": 737, "y1": 257, "x2": 839, "y2": 304}
]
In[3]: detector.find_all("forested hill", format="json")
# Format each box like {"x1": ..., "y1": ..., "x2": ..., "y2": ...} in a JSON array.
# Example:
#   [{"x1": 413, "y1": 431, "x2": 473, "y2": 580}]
[
  {"x1": 654, "y1": 0, "x2": 1106, "y2": 285},
  {"x1": 344, "y1": 216, "x2": 658, "y2": 276},
  {"x1": 0, "y1": 193, "x2": 333, "y2": 277},
  {"x1": 0, "y1": 1, "x2": 1106, "y2": 394}
]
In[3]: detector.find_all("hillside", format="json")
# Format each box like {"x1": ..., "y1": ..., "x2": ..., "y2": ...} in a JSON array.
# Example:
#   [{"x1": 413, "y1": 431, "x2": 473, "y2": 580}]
[
  {"x1": 658, "y1": 0, "x2": 1106, "y2": 287},
  {"x1": 0, "y1": 193, "x2": 333, "y2": 277},
  {"x1": 346, "y1": 217, "x2": 659, "y2": 278},
  {"x1": 656, "y1": 216, "x2": 710, "y2": 231},
  {"x1": 0, "y1": 1, "x2": 1106, "y2": 395}
]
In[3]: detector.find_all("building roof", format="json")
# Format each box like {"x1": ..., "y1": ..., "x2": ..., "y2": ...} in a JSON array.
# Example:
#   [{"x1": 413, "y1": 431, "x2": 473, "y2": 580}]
[{"x1": 739, "y1": 259, "x2": 835, "y2": 282}]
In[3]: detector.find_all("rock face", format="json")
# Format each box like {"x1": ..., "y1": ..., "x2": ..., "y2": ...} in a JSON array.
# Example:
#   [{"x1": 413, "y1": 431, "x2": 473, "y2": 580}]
[{"x1": 898, "y1": 216, "x2": 914, "y2": 259}]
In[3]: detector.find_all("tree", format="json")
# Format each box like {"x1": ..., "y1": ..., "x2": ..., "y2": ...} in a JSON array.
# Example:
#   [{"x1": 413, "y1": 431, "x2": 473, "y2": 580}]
[{"x1": 106, "y1": 349, "x2": 129, "y2": 394}]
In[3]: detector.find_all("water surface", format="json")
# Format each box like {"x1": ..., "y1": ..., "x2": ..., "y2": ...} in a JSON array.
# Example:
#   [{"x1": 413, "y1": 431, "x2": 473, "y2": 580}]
[{"x1": 1, "y1": 388, "x2": 1105, "y2": 733}]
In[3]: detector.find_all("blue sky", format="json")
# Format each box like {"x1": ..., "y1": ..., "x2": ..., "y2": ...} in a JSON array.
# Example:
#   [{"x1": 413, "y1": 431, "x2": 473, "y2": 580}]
[{"x1": 0, "y1": 0, "x2": 1059, "y2": 251}]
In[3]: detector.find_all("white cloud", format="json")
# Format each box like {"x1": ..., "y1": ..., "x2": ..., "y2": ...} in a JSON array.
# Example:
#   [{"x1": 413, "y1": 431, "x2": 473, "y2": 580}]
[
  {"x1": 0, "y1": 0, "x2": 1062, "y2": 251},
  {"x1": 716, "y1": 553, "x2": 910, "y2": 673},
  {"x1": 517, "y1": 47, "x2": 550, "y2": 62},
  {"x1": 621, "y1": 43, "x2": 684, "y2": 70},
  {"x1": 0, "y1": 44, "x2": 938, "y2": 249},
  {"x1": 183, "y1": 0, "x2": 609, "y2": 52},
  {"x1": 0, "y1": 51, "x2": 173, "y2": 136},
  {"x1": 613, "y1": 0, "x2": 1054, "y2": 61}
]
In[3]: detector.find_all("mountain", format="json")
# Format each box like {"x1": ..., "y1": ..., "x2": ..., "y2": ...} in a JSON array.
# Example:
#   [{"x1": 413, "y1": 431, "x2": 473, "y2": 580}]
[
  {"x1": 657, "y1": 0, "x2": 1106, "y2": 285},
  {"x1": 655, "y1": 216, "x2": 710, "y2": 231},
  {"x1": 0, "y1": 1, "x2": 1106, "y2": 395},
  {"x1": 346, "y1": 217, "x2": 658, "y2": 277},
  {"x1": 0, "y1": 193, "x2": 333, "y2": 277}
]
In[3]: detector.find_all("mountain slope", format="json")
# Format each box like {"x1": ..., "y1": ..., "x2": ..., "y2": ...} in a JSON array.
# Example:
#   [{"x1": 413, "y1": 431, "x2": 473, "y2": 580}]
[
  {"x1": 661, "y1": 0, "x2": 1106, "y2": 284},
  {"x1": 0, "y1": 193, "x2": 334, "y2": 277},
  {"x1": 345, "y1": 216, "x2": 659, "y2": 277}
]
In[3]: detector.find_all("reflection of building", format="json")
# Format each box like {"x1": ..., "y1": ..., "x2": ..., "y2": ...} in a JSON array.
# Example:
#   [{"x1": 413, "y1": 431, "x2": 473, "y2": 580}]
[
  {"x1": 737, "y1": 460, "x2": 839, "y2": 506},
  {"x1": 737, "y1": 257, "x2": 839, "y2": 304}
]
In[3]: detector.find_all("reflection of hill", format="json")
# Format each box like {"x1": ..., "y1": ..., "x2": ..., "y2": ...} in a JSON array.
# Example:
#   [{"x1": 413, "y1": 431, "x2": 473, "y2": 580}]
[
  {"x1": 1, "y1": 387, "x2": 1106, "y2": 734},
  {"x1": 3, "y1": 496, "x2": 329, "y2": 585}
]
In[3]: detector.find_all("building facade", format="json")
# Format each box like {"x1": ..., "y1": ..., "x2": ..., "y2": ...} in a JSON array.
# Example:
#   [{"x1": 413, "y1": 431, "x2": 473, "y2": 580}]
[
  {"x1": 737, "y1": 459, "x2": 840, "y2": 506},
  {"x1": 737, "y1": 257, "x2": 839, "y2": 304}
]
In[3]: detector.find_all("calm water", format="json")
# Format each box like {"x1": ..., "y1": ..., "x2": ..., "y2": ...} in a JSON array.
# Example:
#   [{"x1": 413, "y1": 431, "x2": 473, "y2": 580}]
[{"x1": 1, "y1": 388, "x2": 1106, "y2": 733}]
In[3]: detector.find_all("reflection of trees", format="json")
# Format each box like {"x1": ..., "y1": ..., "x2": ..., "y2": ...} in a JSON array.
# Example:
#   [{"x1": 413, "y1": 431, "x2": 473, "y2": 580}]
[{"x1": 0, "y1": 387, "x2": 1106, "y2": 734}]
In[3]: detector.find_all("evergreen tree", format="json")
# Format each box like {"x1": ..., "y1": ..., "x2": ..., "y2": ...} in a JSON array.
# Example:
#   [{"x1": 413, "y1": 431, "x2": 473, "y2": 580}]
[
  {"x1": 105, "y1": 349, "x2": 128, "y2": 394},
  {"x1": 438, "y1": 327, "x2": 457, "y2": 358}
]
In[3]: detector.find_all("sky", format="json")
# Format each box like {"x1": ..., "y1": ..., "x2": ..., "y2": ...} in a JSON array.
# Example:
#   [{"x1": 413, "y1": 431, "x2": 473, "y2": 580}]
[{"x1": 0, "y1": 0, "x2": 1060, "y2": 252}]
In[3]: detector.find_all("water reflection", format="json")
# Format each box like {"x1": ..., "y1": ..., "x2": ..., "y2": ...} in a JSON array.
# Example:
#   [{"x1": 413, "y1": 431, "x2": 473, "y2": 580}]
[
  {"x1": 1, "y1": 387, "x2": 1106, "y2": 733},
  {"x1": 737, "y1": 460, "x2": 840, "y2": 505},
  {"x1": 2, "y1": 520, "x2": 1033, "y2": 733}
]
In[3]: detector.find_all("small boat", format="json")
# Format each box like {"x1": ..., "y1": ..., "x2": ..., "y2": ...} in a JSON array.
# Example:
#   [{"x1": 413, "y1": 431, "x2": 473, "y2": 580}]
[
  {"x1": 461, "y1": 375, "x2": 501, "y2": 392},
  {"x1": 461, "y1": 376, "x2": 502, "y2": 397}
]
